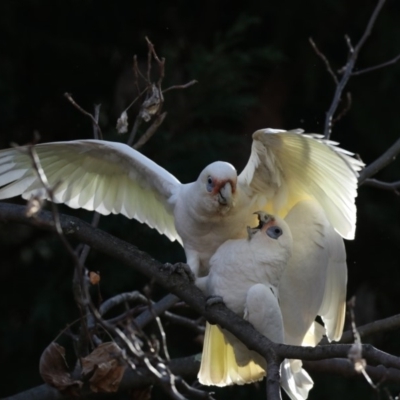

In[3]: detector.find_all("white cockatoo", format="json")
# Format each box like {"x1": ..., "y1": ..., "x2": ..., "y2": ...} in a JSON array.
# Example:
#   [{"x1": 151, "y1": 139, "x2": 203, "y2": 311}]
[
  {"x1": 198, "y1": 212, "x2": 313, "y2": 400},
  {"x1": 0, "y1": 128, "x2": 362, "y2": 280}
]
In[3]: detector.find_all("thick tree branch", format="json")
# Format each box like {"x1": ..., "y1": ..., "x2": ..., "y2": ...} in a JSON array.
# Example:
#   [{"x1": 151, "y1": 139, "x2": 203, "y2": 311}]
[
  {"x1": 358, "y1": 137, "x2": 400, "y2": 184},
  {"x1": 1, "y1": 202, "x2": 399, "y2": 366}
]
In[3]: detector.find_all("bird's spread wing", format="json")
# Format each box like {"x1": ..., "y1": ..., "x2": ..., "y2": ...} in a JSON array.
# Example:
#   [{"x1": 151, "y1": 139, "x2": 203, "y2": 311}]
[
  {"x1": 279, "y1": 200, "x2": 347, "y2": 345},
  {"x1": 238, "y1": 129, "x2": 364, "y2": 239},
  {"x1": 0, "y1": 140, "x2": 182, "y2": 242}
]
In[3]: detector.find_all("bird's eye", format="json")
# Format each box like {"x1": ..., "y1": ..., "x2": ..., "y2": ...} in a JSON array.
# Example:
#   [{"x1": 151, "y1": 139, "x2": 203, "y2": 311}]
[
  {"x1": 206, "y1": 176, "x2": 213, "y2": 192},
  {"x1": 267, "y1": 226, "x2": 282, "y2": 239}
]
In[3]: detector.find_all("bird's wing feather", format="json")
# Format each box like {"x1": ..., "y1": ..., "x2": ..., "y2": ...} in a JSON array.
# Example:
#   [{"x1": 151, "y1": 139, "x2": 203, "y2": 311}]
[
  {"x1": 0, "y1": 140, "x2": 181, "y2": 242},
  {"x1": 280, "y1": 200, "x2": 347, "y2": 345},
  {"x1": 238, "y1": 129, "x2": 363, "y2": 239},
  {"x1": 317, "y1": 227, "x2": 347, "y2": 342}
]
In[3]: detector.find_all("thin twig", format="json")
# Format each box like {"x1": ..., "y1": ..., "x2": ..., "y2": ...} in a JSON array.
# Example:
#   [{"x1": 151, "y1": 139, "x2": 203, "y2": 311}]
[
  {"x1": 127, "y1": 114, "x2": 143, "y2": 146},
  {"x1": 92, "y1": 104, "x2": 101, "y2": 139},
  {"x1": 64, "y1": 93, "x2": 103, "y2": 139},
  {"x1": 163, "y1": 312, "x2": 205, "y2": 334},
  {"x1": 352, "y1": 53, "x2": 400, "y2": 76},
  {"x1": 323, "y1": 0, "x2": 387, "y2": 138},
  {"x1": 133, "y1": 112, "x2": 167, "y2": 149},
  {"x1": 332, "y1": 92, "x2": 352, "y2": 123},
  {"x1": 163, "y1": 80, "x2": 198, "y2": 94},
  {"x1": 99, "y1": 291, "x2": 147, "y2": 316},
  {"x1": 309, "y1": 38, "x2": 339, "y2": 85},
  {"x1": 347, "y1": 297, "x2": 377, "y2": 389},
  {"x1": 133, "y1": 55, "x2": 141, "y2": 94}
]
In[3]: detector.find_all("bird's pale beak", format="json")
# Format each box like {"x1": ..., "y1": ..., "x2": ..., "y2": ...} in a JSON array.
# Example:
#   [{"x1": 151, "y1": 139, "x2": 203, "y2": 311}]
[
  {"x1": 253, "y1": 211, "x2": 274, "y2": 228},
  {"x1": 218, "y1": 182, "x2": 233, "y2": 207}
]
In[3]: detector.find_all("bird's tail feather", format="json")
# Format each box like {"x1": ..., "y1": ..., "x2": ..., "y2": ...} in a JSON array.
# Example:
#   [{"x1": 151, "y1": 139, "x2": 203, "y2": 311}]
[
  {"x1": 280, "y1": 359, "x2": 313, "y2": 400},
  {"x1": 198, "y1": 323, "x2": 265, "y2": 386}
]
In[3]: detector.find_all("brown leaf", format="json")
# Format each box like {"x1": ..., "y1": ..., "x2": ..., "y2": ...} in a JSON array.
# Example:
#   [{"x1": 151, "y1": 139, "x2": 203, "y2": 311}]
[
  {"x1": 39, "y1": 342, "x2": 82, "y2": 392},
  {"x1": 89, "y1": 271, "x2": 101, "y2": 285},
  {"x1": 82, "y1": 342, "x2": 126, "y2": 393}
]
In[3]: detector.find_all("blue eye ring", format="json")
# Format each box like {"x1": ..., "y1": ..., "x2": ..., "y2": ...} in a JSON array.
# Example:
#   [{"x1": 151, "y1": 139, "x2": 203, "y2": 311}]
[
  {"x1": 267, "y1": 226, "x2": 282, "y2": 239},
  {"x1": 206, "y1": 176, "x2": 213, "y2": 192}
]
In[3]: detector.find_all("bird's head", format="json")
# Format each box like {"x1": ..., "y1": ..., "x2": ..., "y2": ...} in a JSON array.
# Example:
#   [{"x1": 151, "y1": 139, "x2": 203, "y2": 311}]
[
  {"x1": 197, "y1": 161, "x2": 237, "y2": 213},
  {"x1": 247, "y1": 211, "x2": 293, "y2": 258}
]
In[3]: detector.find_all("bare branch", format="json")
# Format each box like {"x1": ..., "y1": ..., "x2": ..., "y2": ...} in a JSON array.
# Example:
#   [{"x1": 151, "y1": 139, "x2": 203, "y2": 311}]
[
  {"x1": 303, "y1": 358, "x2": 400, "y2": 383},
  {"x1": 338, "y1": 313, "x2": 400, "y2": 344},
  {"x1": 347, "y1": 297, "x2": 377, "y2": 389},
  {"x1": 133, "y1": 112, "x2": 167, "y2": 149},
  {"x1": 64, "y1": 93, "x2": 103, "y2": 140},
  {"x1": 92, "y1": 104, "x2": 101, "y2": 139},
  {"x1": 163, "y1": 80, "x2": 198, "y2": 94},
  {"x1": 323, "y1": 0, "x2": 387, "y2": 138},
  {"x1": 332, "y1": 92, "x2": 352, "y2": 123},
  {"x1": 352, "y1": 53, "x2": 400, "y2": 76},
  {"x1": 363, "y1": 179, "x2": 400, "y2": 194},
  {"x1": 309, "y1": 38, "x2": 338, "y2": 85},
  {"x1": 358, "y1": 137, "x2": 400, "y2": 184},
  {"x1": 2, "y1": 203, "x2": 400, "y2": 370},
  {"x1": 127, "y1": 114, "x2": 143, "y2": 146},
  {"x1": 99, "y1": 291, "x2": 147, "y2": 316},
  {"x1": 163, "y1": 312, "x2": 205, "y2": 334}
]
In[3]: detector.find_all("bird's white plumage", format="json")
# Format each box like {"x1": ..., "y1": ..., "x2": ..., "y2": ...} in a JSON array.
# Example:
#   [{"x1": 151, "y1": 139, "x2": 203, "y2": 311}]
[
  {"x1": 198, "y1": 214, "x2": 313, "y2": 400},
  {"x1": 279, "y1": 200, "x2": 347, "y2": 345},
  {"x1": 0, "y1": 140, "x2": 181, "y2": 243}
]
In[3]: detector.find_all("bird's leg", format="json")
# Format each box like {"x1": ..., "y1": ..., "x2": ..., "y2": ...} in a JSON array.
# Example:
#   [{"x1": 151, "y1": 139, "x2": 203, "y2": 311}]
[{"x1": 161, "y1": 262, "x2": 195, "y2": 283}]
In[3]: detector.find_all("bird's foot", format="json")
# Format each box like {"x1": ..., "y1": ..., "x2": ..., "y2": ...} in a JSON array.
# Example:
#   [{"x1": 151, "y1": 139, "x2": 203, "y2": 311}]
[
  {"x1": 161, "y1": 262, "x2": 195, "y2": 283},
  {"x1": 205, "y1": 295, "x2": 224, "y2": 308}
]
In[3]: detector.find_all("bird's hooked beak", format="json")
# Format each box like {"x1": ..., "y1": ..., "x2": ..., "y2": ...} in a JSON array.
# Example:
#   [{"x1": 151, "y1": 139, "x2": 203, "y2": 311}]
[
  {"x1": 247, "y1": 212, "x2": 275, "y2": 240},
  {"x1": 253, "y1": 211, "x2": 283, "y2": 239},
  {"x1": 253, "y1": 211, "x2": 274, "y2": 229},
  {"x1": 217, "y1": 181, "x2": 234, "y2": 207}
]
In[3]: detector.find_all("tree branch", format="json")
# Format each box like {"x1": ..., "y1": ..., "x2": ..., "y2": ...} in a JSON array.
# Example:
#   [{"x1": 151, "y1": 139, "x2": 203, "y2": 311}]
[
  {"x1": 358, "y1": 137, "x2": 400, "y2": 184},
  {"x1": 1, "y1": 203, "x2": 399, "y2": 365},
  {"x1": 322, "y1": 0, "x2": 387, "y2": 138},
  {"x1": 352, "y1": 53, "x2": 400, "y2": 76}
]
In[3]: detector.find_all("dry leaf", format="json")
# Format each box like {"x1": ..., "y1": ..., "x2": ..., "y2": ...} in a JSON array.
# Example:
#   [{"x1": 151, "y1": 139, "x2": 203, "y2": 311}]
[
  {"x1": 82, "y1": 342, "x2": 126, "y2": 393},
  {"x1": 25, "y1": 193, "x2": 45, "y2": 217},
  {"x1": 39, "y1": 342, "x2": 82, "y2": 392},
  {"x1": 89, "y1": 271, "x2": 101, "y2": 285},
  {"x1": 116, "y1": 111, "x2": 129, "y2": 134}
]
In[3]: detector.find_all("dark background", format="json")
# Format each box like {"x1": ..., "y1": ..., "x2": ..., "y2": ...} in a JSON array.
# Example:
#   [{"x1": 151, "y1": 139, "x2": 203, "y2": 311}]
[{"x1": 0, "y1": 0, "x2": 399, "y2": 398}]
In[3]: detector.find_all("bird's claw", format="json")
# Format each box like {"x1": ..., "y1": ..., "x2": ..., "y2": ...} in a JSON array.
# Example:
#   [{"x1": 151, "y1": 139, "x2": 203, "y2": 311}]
[
  {"x1": 206, "y1": 295, "x2": 224, "y2": 308},
  {"x1": 161, "y1": 262, "x2": 196, "y2": 282}
]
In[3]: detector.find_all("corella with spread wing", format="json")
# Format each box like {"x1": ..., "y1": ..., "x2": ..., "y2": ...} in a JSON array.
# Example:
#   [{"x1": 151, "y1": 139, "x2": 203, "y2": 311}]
[
  {"x1": 198, "y1": 212, "x2": 313, "y2": 400},
  {"x1": 0, "y1": 128, "x2": 362, "y2": 393},
  {"x1": 0, "y1": 128, "x2": 363, "y2": 279}
]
